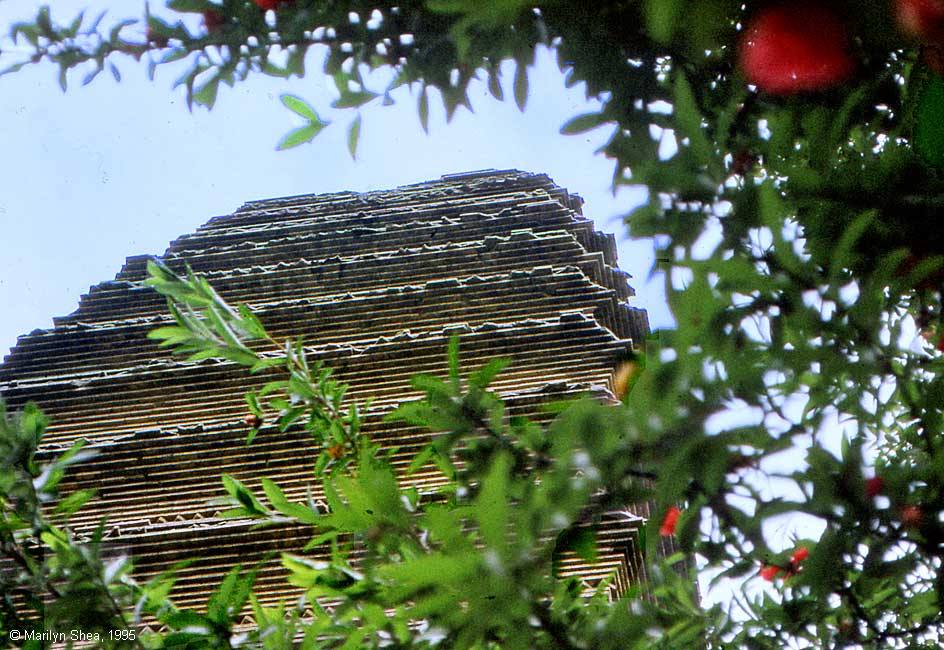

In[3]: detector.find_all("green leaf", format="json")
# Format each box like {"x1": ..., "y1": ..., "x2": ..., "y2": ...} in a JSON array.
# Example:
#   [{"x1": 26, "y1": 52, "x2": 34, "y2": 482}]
[
  {"x1": 476, "y1": 452, "x2": 510, "y2": 551},
  {"x1": 347, "y1": 114, "x2": 362, "y2": 160},
  {"x1": 147, "y1": 325, "x2": 193, "y2": 345},
  {"x1": 261, "y1": 478, "x2": 319, "y2": 524},
  {"x1": 277, "y1": 123, "x2": 324, "y2": 150},
  {"x1": 672, "y1": 72, "x2": 712, "y2": 167},
  {"x1": 432, "y1": 445, "x2": 457, "y2": 481},
  {"x1": 829, "y1": 210, "x2": 876, "y2": 279},
  {"x1": 245, "y1": 392, "x2": 263, "y2": 417},
  {"x1": 20, "y1": 402, "x2": 49, "y2": 445},
  {"x1": 418, "y1": 86, "x2": 430, "y2": 133},
  {"x1": 468, "y1": 357, "x2": 511, "y2": 389},
  {"x1": 378, "y1": 552, "x2": 477, "y2": 596},
  {"x1": 411, "y1": 373, "x2": 451, "y2": 396},
  {"x1": 407, "y1": 444, "x2": 436, "y2": 475},
  {"x1": 560, "y1": 112, "x2": 609, "y2": 135},
  {"x1": 645, "y1": 0, "x2": 684, "y2": 44},
  {"x1": 164, "y1": 611, "x2": 214, "y2": 635},
  {"x1": 193, "y1": 75, "x2": 220, "y2": 109},
  {"x1": 796, "y1": 529, "x2": 843, "y2": 597},
  {"x1": 250, "y1": 357, "x2": 283, "y2": 374},
  {"x1": 333, "y1": 91, "x2": 379, "y2": 109},
  {"x1": 53, "y1": 489, "x2": 95, "y2": 516},
  {"x1": 675, "y1": 499, "x2": 703, "y2": 552},
  {"x1": 554, "y1": 526, "x2": 597, "y2": 571},
  {"x1": 207, "y1": 565, "x2": 241, "y2": 623},
  {"x1": 280, "y1": 94, "x2": 320, "y2": 121},
  {"x1": 56, "y1": 438, "x2": 97, "y2": 468},
  {"x1": 488, "y1": 68, "x2": 503, "y2": 101},
  {"x1": 237, "y1": 304, "x2": 267, "y2": 339},
  {"x1": 447, "y1": 335, "x2": 461, "y2": 391},
  {"x1": 221, "y1": 474, "x2": 268, "y2": 516},
  {"x1": 167, "y1": 0, "x2": 214, "y2": 12},
  {"x1": 513, "y1": 61, "x2": 528, "y2": 111},
  {"x1": 916, "y1": 76, "x2": 944, "y2": 168},
  {"x1": 302, "y1": 529, "x2": 339, "y2": 551}
]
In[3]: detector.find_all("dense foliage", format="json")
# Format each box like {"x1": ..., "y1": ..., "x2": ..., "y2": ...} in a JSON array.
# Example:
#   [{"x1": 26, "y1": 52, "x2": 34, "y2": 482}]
[{"x1": 4, "y1": 0, "x2": 944, "y2": 647}]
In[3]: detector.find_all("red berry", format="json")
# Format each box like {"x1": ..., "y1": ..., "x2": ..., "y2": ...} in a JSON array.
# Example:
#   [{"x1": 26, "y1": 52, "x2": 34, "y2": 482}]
[
  {"x1": 738, "y1": 3, "x2": 856, "y2": 95},
  {"x1": 866, "y1": 476, "x2": 885, "y2": 498},
  {"x1": 759, "y1": 565, "x2": 782, "y2": 581},
  {"x1": 896, "y1": 0, "x2": 944, "y2": 41},
  {"x1": 202, "y1": 10, "x2": 226, "y2": 34},
  {"x1": 254, "y1": 0, "x2": 283, "y2": 10},
  {"x1": 244, "y1": 414, "x2": 262, "y2": 429},
  {"x1": 659, "y1": 505, "x2": 682, "y2": 536},
  {"x1": 901, "y1": 505, "x2": 924, "y2": 528},
  {"x1": 327, "y1": 444, "x2": 345, "y2": 460},
  {"x1": 790, "y1": 547, "x2": 809, "y2": 565}
]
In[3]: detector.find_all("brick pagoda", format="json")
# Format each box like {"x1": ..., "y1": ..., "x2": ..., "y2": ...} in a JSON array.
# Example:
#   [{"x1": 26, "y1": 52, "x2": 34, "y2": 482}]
[{"x1": 0, "y1": 170, "x2": 652, "y2": 622}]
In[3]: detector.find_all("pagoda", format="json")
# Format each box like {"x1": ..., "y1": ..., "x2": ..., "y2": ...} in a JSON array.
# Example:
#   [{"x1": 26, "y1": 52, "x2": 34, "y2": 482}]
[{"x1": 0, "y1": 169, "x2": 654, "y2": 618}]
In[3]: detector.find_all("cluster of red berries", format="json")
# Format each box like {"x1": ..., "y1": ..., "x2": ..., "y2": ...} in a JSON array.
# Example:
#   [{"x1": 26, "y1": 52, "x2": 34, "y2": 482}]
[
  {"x1": 865, "y1": 475, "x2": 926, "y2": 529},
  {"x1": 760, "y1": 546, "x2": 809, "y2": 582},
  {"x1": 648, "y1": 478, "x2": 928, "y2": 582},
  {"x1": 659, "y1": 505, "x2": 682, "y2": 536},
  {"x1": 759, "y1": 476, "x2": 924, "y2": 582},
  {"x1": 739, "y1": 1, "x2": 944, "y2": 95}
]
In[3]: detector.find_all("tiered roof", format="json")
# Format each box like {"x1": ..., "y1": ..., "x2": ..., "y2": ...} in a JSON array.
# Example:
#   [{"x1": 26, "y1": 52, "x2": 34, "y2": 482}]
[{"x1": 0, "y1": 169, "x2": 651, "y2": 620}]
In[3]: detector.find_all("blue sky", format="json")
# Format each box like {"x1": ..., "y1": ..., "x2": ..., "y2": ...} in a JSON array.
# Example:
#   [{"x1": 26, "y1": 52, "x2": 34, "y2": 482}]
[{"x1": 0, "y1": 0, "x2": 669, "y2": 357}]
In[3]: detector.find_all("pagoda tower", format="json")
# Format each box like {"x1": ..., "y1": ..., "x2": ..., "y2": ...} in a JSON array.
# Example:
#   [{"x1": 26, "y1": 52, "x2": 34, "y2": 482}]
[{"x1": 0, "y1": 170, "x2": 652, "y2": 618}]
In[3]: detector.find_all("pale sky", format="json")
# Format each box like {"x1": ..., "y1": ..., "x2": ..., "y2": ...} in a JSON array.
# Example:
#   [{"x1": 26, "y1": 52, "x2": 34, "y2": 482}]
[{"x1": 0, "y1": 0, "x2": 669, "y2": 358}]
